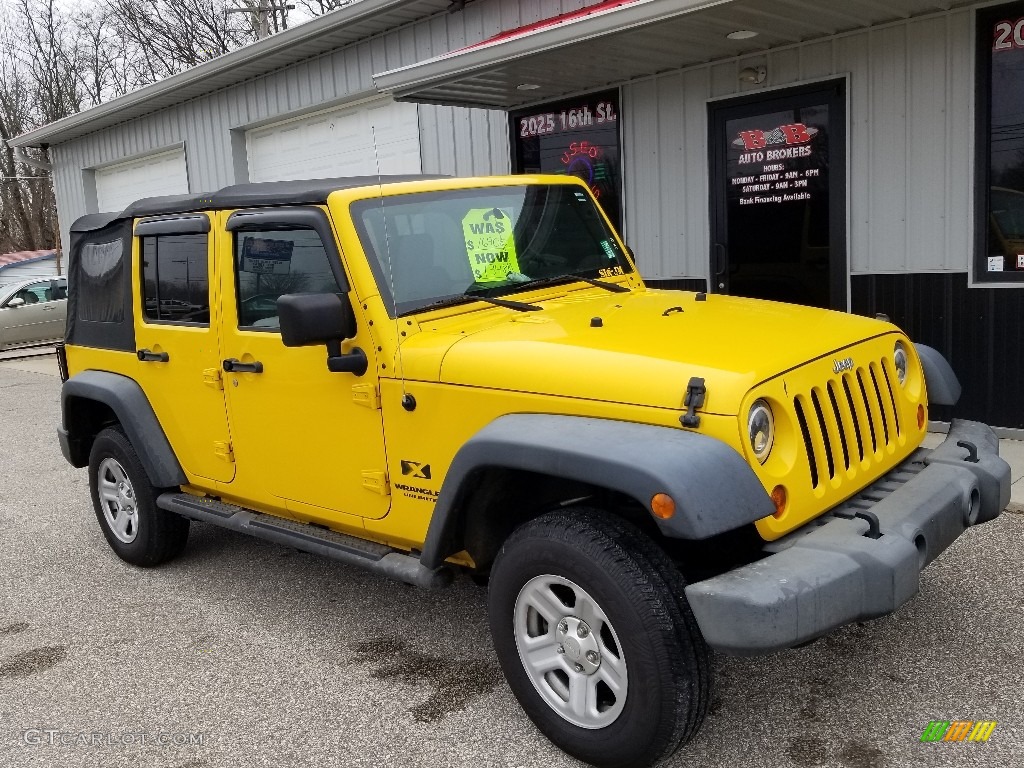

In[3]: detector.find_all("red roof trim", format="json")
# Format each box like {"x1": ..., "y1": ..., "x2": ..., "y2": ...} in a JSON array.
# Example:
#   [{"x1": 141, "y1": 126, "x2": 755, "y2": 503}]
[
  {"x1": 451, "y1": 0, "x2": 643, "y2": 54},
  {"x1": 0, "y1": 250, "x2": 57, "y2": 268}
]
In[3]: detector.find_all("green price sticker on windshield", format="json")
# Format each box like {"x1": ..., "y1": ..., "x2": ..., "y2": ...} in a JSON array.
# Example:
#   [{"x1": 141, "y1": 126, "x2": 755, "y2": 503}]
[{"x1": 462, "y1": 208, "x2": 520, "y2": 283}]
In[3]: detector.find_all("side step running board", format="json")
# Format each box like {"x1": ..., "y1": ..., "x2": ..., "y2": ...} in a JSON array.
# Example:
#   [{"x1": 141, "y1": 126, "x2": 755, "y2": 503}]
[{"x1": 157, "y1": 493, "x2": 453, "y2": 589}]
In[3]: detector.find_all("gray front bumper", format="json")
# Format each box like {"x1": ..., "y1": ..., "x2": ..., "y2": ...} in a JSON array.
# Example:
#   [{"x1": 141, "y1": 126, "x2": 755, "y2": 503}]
[{"x1": 684, "y1": 420, "x2": 1011, "y2": 655}]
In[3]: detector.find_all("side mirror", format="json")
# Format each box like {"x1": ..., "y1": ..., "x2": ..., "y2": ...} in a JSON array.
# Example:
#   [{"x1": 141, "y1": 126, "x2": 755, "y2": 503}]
[
  {"x1": 278, "y1": 292, "x2": 354, "y2": 346},
  {"x1": 277, "y1": 293, "x2": 366, "y2": 375},
  {"x1": 6, "y1": 297, "x2": 25, "y2": 309}
]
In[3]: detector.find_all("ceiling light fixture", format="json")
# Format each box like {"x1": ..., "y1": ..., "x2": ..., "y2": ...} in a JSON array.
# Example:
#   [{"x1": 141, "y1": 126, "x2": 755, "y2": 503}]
[
  {"x1": 727, "y1": 30, "x2": 758, "y2": 40},
  {"x1": 516, "y1": 83, "x2": 541, "y2": 91}
]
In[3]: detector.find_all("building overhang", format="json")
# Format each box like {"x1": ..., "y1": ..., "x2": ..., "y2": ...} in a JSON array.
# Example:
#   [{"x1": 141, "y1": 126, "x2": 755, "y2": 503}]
[
  {"x1": 10, "y1": 0, "x2": 981, "y2": 148},
  {"x1": 374, "y1": 0, "x2": 974, "y2": 110}
]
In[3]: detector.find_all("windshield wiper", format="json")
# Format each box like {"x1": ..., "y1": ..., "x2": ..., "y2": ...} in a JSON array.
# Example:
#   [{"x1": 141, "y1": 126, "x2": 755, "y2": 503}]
[
  {"x1": 530, "y1": 273, "x2": 631, "y2": 293},
  {"x1": 475, "y1": 295, "x2": 542, "y2": 312},
  {"x1": 422, "y1": 293, "x2": 541, "y2": 312}
]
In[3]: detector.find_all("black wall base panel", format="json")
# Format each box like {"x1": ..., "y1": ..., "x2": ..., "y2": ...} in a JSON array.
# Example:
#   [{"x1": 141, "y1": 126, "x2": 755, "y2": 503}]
[
  {"x1": 646, "y1": 278, "x2": 708, "y2": 293},
  {"x1": 852, "y1": 272, "x2": 1023, "y2": 429}
]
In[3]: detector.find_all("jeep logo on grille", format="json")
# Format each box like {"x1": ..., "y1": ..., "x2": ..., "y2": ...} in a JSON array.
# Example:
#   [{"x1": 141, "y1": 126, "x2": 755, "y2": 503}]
[{"x1": 832, "y1": 357, "x2": 854, "y2": 374}]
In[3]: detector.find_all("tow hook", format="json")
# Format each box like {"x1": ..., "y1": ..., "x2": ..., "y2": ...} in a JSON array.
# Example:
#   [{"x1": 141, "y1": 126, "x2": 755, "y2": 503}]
[{"x1": 956, "y1": 440, "x2": 979, "y2": 463}]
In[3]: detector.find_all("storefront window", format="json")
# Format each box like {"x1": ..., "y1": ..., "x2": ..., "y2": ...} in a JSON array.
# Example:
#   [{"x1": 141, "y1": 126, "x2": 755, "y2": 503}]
[
  {"x1": 511, "y1": 90, "x2": 622, "y2": 231},
  {"x1": 976, "y1": 2, "x2": 1024, "y2": 282}
]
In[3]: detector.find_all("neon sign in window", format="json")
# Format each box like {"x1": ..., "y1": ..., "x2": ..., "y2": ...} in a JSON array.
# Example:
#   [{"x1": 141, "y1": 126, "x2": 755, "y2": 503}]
[{"x1": 512, "y1": 91, "x2": 622, "y2": 230}]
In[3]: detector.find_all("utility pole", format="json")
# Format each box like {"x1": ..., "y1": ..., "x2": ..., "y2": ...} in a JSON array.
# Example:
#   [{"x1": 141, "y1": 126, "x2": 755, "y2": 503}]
[{"x1": 227, "y1": 0, "x2": 294, "y2": 40}]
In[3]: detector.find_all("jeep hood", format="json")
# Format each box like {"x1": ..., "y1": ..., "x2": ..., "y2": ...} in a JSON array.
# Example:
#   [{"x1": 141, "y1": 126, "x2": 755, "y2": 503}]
[{"x1": 407, "y1": 289, "x2": 895, "y2": 416}]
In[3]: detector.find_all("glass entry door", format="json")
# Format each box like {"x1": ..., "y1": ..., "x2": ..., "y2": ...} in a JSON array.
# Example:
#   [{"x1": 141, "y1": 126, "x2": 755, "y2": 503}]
[{"x1": 709, "y1": 80, "x2": 846, "y2": 309}]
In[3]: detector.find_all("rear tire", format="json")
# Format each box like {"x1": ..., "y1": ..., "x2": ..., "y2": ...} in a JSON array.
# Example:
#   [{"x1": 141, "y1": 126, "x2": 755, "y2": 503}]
[
  {"x1": 88, "y1": 426, "x2": 189, "y2": 567},
  {"x1": 488, "y1": 508, "x2": 711, "y2": 768}
]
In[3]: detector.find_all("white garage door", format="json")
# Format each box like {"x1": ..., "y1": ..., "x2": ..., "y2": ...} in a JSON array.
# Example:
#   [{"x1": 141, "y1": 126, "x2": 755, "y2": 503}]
[
  {"x1": 246, "y1": 98, "x2": 421, "y2": 182},
  {"x1": 95, "y1": 148, "x2": 189, "y2": 212}
]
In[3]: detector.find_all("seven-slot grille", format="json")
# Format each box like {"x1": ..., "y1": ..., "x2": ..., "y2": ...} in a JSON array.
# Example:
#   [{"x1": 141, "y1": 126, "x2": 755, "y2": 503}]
[{"x1": 792, "y1": 357, "x2": 902, "y2": 489}]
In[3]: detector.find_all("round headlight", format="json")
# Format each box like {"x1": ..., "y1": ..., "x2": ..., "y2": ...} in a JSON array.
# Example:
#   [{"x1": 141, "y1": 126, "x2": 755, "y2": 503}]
[
  {"x1": 894, "y1": 342, "x2": 908, "y2": 387},
  {"x1": 748, "y1": 399, "x2": 774, "y2": 464}
]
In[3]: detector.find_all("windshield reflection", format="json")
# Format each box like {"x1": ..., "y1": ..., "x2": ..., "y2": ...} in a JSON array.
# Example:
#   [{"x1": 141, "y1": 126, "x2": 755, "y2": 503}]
[{"x1": 351, "y1": 185, "x2": 631, "y2": 316}]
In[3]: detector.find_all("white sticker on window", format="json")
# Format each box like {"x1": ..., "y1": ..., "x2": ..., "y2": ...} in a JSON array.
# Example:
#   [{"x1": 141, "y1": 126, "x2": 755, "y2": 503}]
[
  {"x1": 241, "y1": 236, "x2": 294, "y2": 275},
  {"x1": 1017, "y1": 254, "x2": 1024, "y2": 269},
  {"x1": 987, "y1": 256, "x2": 1004, "y2": 272}
]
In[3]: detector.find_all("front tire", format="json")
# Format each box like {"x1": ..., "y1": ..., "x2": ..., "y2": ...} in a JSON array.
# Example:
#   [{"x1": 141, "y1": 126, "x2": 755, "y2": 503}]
[
  {"x1": 488, "y1": 508, "x2": 711, "y2": 768},
  {"x1": 88, "y1": 426, "x2": 189, "y2": 567}
]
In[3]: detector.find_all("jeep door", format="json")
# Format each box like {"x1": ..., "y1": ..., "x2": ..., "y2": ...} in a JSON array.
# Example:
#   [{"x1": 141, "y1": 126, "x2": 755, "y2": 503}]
[
  {"x1": 215, "y1": 206, "x2": 389, "y2": 525},
  {"x1": 132, "y1": 214, "x2": 235, "y2": 484}
]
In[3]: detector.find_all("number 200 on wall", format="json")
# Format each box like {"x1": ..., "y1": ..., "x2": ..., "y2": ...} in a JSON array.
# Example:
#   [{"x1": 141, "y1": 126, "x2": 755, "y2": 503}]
[{"x1": 994, "y1": 18, "x2": 1024, "y2": 51}]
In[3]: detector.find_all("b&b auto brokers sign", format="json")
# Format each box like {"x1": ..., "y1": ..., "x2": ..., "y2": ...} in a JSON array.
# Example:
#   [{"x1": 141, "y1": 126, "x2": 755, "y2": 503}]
[{"x1": 730, "y1": 123, "x2": 822, "y2": 206}]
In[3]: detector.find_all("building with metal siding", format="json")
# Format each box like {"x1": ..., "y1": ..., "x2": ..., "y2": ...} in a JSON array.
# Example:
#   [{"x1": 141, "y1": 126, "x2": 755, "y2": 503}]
[
  {"x1": 9, "y1": 0, "x2": 1024, "y2": 430},
  {"x1": 619, "y1": 11, "x2": 976, "y2": 282},
  {"x1": 0, "y1": 252, "x2": 60, "y2": 286}
]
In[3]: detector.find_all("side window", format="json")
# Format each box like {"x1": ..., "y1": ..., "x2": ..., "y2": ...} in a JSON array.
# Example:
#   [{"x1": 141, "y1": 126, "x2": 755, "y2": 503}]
[
  {"x1": 141, "y1": 234, "x2": 210, "y2": 324},
  {"x1": 234, "y1": 228, "x2": 340, "y2": 330},
  {"x1": 13, "y1": 282, "x2": 51, "y2": 305},
  {"x1": 50, "y1": 280, "x2": 68, "y2": 301},
  {"x1": 79, "y1": 239, "x2": 126, "y2": 324}
]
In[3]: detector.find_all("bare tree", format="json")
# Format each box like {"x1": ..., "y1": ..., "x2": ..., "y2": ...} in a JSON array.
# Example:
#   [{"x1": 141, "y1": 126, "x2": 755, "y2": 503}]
[
  {"x1": 103, "y1": 0, "x2": 262, "y2": 82},
  {"x1": 295, "y1": 0, "x2": 351, "y2": 17},
  {"x1": 17, "y1": 0, "x2": 85, "y2": 123},
  {"x1": 0, "y1": 0, "x2": 340, "y2": 253},
  {"x1": 0, "y1": 2, "x2": 69, "y2": 254},
  {"x1": 0, "y1": 96, "x2": 59, "y2": 253},
  {"x1": 71, "y1": 5, "x2": 135, "y2": 104}
]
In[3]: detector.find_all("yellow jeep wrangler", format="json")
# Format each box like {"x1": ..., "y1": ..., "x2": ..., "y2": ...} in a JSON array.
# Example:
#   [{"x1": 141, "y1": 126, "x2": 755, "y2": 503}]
[{"x1": 57, "y1": 175, "x2": 1010, "y2": 767}]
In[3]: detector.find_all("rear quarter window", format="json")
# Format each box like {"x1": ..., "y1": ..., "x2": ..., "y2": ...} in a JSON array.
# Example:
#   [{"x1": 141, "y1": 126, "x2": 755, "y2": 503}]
[{"x1": 79, "y1": 240, "x2": 125, "y2": 323}]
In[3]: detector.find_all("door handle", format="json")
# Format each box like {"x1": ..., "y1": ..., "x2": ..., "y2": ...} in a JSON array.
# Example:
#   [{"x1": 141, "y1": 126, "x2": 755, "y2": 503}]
[
  {"x1": 41, "y1": 305, "x2": 55, "y2": 311},
  {"x1": 713, "y1": 243, "x2": 728, "y2": 292},
  {"x1": 714, "y1": 243, "x2": 727, "y2": 276},
  {"x1": 223, "y1": 358, "x2": 263, "y2": 374},
  {"x1": 137, "y1": 349, "x2": 169, "y2": 362}
]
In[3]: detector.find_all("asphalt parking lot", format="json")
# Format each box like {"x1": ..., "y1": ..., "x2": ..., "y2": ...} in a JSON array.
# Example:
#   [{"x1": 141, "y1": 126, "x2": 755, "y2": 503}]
[{"x1": 1, "y1": 361, "x2": 1022, "y2": 768}]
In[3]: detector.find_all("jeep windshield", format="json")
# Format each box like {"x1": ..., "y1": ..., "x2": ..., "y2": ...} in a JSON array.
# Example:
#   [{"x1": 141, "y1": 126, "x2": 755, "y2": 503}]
[{"x1": 350, "y1": 184, "x2": 632, "y2": 316}]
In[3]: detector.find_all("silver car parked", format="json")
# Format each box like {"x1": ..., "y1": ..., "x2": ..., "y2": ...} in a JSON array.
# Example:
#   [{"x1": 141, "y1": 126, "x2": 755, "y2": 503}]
[{"x1": 0, "y1": 277, "x2": 68, "y2": 350}]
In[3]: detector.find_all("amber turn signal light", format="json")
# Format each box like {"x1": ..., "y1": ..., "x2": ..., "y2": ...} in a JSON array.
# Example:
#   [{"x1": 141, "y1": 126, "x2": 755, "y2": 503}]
[
  {"x1": 917, "y1": 404, "x2": 926, "y2": 430},
  {"x1": 651, "y1": 493, "x2": 676, "y2": 520},
  {"x1": 771, "y1": 485, "x2": 788, "y2": 518}
]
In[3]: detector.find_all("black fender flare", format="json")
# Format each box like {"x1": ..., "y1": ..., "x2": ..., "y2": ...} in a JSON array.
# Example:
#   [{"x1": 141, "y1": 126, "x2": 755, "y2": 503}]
[
  {"x1": 420, "y1": 414, "x2": 774, "y2": 569},
  {"x1": 914, "y1": 343, "x2": 961, "y2": 407},
  {"x1": 60, "y1": 370, "x2": 186, "y2": 488}
]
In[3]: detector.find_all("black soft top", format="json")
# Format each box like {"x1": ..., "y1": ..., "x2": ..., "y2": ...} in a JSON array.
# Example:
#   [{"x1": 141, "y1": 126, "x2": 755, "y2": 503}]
[{"x1": 70, "y1": 175, "x2": 444, "y2": 233}]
